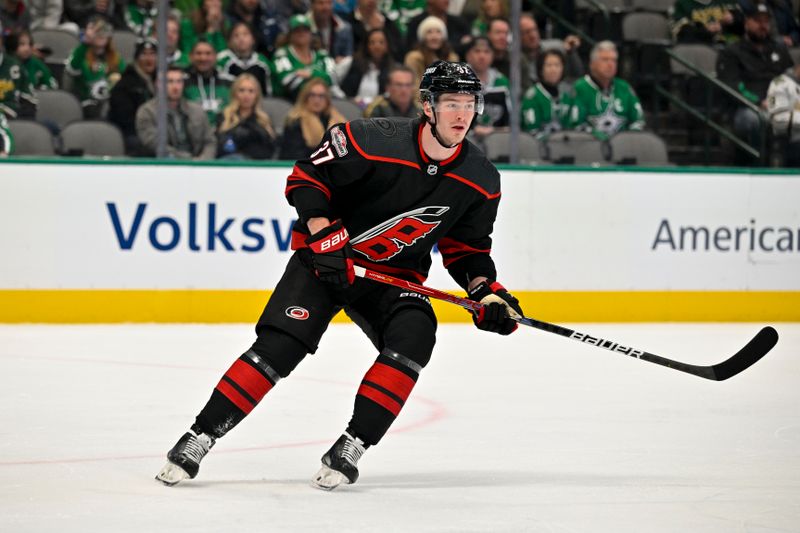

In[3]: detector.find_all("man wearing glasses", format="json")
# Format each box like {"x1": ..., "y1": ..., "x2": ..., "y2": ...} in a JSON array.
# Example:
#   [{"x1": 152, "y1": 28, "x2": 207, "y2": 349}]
[{"x1": 156, "y1": 61, "x2": 523, "y2": 491}]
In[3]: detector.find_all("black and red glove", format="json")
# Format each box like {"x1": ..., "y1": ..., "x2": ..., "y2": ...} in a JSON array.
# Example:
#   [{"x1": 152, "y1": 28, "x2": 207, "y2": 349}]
[
  {"x1": 305, "y1": 219, "x2": 355, "y2": 288},
  {"x1": 468, "y1": 281, "x2": 523, "y2": 335}
]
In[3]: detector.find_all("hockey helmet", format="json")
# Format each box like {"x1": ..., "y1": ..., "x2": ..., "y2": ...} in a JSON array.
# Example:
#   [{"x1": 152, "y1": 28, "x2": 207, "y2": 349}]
[{"x1": 419, "y1": 61, "x2": 484, "y2": 115}]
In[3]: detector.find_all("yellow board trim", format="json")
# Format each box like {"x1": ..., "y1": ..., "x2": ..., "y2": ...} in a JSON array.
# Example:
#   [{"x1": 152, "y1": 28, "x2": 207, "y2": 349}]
[{"x1": 0, "y1": 290, "x2": 798, "y2": 323}]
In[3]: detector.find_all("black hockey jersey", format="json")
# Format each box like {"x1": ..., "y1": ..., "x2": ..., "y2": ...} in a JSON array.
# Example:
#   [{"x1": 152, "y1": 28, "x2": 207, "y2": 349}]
[{"x1": 285, "y1": 117, "x2": 501, "y2": 289}]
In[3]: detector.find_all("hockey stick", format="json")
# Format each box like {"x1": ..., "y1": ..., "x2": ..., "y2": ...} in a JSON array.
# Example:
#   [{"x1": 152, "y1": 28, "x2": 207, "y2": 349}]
[{"x1": 353, "y1": 266, "x2": 778, "y2": 381}]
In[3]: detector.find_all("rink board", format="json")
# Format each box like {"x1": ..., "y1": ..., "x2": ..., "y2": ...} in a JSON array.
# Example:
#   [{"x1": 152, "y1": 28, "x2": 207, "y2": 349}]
[{"x1": 0, "y1": 160, "x2": 798, "y2": 322}]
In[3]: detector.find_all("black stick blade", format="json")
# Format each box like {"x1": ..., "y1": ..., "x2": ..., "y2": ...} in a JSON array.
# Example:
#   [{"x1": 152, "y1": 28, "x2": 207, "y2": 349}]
[{"x1": 710, "y1": 326, "x2": 779, "y2": 381}]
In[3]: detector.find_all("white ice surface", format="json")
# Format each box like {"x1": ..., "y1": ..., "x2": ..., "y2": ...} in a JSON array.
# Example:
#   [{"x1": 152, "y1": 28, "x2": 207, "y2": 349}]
[{"x1": 0, "y1": 323, "x2": 798, "y2": 533}]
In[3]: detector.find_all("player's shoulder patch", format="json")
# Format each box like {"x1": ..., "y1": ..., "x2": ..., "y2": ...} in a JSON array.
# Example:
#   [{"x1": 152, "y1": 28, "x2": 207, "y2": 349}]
[{"x1": 330, "y1": 124, "x2": 348, "y2": 157}]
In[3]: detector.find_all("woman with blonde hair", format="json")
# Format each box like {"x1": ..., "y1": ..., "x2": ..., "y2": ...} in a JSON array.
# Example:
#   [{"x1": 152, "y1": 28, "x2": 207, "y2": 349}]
[
  {"x1": 278, "y1": 77, "x2": 347, "y2": 161},
  {"x1": 217, "y1": 73, "x2": 277, "y2": 160},
  {"x1": 404, "y1": 16, "x2": 458, "y2": 86}
]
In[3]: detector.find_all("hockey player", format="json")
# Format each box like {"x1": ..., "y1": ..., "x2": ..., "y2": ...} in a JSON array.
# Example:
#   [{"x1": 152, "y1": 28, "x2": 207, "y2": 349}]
[{"x1": 155, "y1": 60, "x2": 523, "y2": 491}]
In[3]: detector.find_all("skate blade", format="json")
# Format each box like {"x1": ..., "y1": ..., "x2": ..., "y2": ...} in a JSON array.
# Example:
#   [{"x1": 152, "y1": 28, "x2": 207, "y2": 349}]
[
  {"x1": 155, "y1": 461, "x2": 190, "y2": 486},
  {"x1": 311, "y1": 464, "x2": 350, "y2": 491}
]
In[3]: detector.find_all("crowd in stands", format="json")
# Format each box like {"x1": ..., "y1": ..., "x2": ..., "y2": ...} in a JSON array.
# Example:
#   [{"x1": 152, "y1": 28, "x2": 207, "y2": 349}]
[{"x1": 1, "y1": 0, "x2": 800, "y2": 166}]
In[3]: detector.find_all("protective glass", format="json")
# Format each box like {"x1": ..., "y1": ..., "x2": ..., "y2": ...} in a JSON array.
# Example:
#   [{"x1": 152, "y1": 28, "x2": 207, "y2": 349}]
[{"x1": 430, "y1": 93, "x2": 484, "y2": 115}]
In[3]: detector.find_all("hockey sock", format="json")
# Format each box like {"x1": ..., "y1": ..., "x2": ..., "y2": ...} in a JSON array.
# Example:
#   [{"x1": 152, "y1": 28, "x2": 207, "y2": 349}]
[
  {"x1": 348, "y1": 348, "x2": 422, "y2": 446},
  {"x1": 195, "y1": 330, "x2": 308, "y2": 438}
]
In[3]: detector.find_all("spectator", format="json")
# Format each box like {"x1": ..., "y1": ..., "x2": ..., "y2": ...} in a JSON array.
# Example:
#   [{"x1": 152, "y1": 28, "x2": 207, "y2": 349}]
[
  {"x1": 471, "y1": 0, "x2": 507, "y2": 37},
  {"x1": 718, "y1": 1, "x2": 793, "y2": 164},
  {"x1": 671, "y1": 0, "x2": 743, "y2": 43},
  {"x1": 108, "y1": 37, "x2": 156, "y2": 155},
  {"x1": 271, "y1": 14, "x2": 339, "y2": 101},
  {"x1": 333, "y1": 0, "x2": 356, "y2": 16},
  {"x1": 64, "y1": 16, "x2": 125, "y2": 118},
  {"x1": 570, "y1": 40, "x2": 645, "y2": 140},
  {"x1": 404, "y1": 15, "x2": 458, "y2": 85},
  {"x1": 182, "y1": 0, "x2": 229, "y2": 54},
  {"x1": 341, "y1": 28, "x2": 395, "y2": 106},
  {"x1": 166, "y1": 12, "x2": 189, "y2": 69},
  {"x1": 0, "y1": 0, "x2": 31, "y2": 34},
  {"x1": 0, "y1": 23, "x2": 37, "y2": 122},
  {"x1": 464, "y1": 36, "x2": 509, "y2": 140},
  {"x1": 485, "y1": 17, "x2": 511, "y2": 78},
  {"x1": 217, "y1": 22, "x2": 272, "y2": 95},
  {"x1": 385, "y1": 0, "x2": 426, "y2": 38},
  {"x1": 28, "y1": 0, "x2": 80, "y2": 33},
  {"x1": 739, "y1": 0, "x2": 800, "y2": 46},
  {"x1": 519, "y1": 13, "x2": 584, "y2": 92},
  {"x1": 406, "y1": 0, "x2": 470, "y2": 52},
  {"x1": 0, "y1": 112, "x2": 12, "y2": 155},
  {"x1": 364, "y1": 64, "x2": 421, "y2": 118},
  {"x1": 5, "y1": 28, "x2": 59, "y2": 90},
  {"x1": 184, "y1": 39, "x2": 231, "y2": 126},
  {"x1": 307, "y1": 0, "x2": 354, "y2": 63},
  {"x1": 347, "y1": 0, "x2": 404, "y2": 62},
  {"x1": 136, "y1": 65, "x2": 216, "y2": 159},
  {"x1": 125, "y1": 0, "x2": 157, "y2": 37},
  {"x1": 521, "y1": 49, "x2": 574, "y2": 138},
  {"x1": 226, "y1": 0, "x2": 279, "y2": 56},
  {"x1": 63, "y1": 0, "x2": 125, "y2": 30},
  {"x1": 767, "y1": 63, "x2": 800, "y2": 165},
  {"x1": 278, "y1": 77, "x2": 346, "y2": 160},
  {"x1": 216, "y1": 72, "x2": 277, "y2": 159}
]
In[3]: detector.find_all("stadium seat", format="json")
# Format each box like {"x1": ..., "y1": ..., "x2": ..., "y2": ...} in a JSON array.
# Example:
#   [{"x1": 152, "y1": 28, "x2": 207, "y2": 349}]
[
  {"x1": 609, "y1": 131, "x2": 669, "y2": 165},
  {"x1": 7, "y1": 120, "x2": 56, "y2": 155},
  {"x1": 483, "y1": 130, "x2": 542, "y2": 164},
  {"x1": 670, "y1": 44, "x2": 718, "y2": 77},
  {"x1": 261, "y1": 97, "x2": 293, "y2": 135},
  {"x1": 31, "y1": 29, "x2": 79, "y2": 64},
  {"x1": 631, "y1": 0, "x2": 673, "y2": 13},
  {"x1": 622, "y1": 12, "x2": 671, "y2": 43},
  {"x1": 61, "y1": 121, "x2": 125, "y2": 157},
  {"x1": 113, "y1": 31, "x2": 139, "y2": 63},
  {"x1": 541, "y1": 131, "x2": 609, "y2": 165},
  {"x1": 332, "y1": 98, "x2": 365, "y2": 121},
  {"x1": 34, "y1": 90, "x2": 82, "y2": 130}
]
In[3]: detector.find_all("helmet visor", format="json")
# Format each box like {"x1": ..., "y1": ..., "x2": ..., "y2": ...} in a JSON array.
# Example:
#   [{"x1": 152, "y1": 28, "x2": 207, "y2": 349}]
[{"x1": 427, "y1": 92, "x2": 485, "y2": 115}]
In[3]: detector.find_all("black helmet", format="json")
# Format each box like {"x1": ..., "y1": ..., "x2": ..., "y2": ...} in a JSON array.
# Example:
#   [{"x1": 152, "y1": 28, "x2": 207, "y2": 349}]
[{"x1": 419, "y1": 60, "x2": 484, "y2": 114}]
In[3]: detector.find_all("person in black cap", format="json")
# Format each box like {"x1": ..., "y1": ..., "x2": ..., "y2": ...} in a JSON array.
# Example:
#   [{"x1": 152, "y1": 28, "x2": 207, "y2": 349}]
[
  {"x1": 717, "y1": 0, "x2": 794, "y2": 164},
  {"x1": 108, "y1": 37, "x2": 157, "y2": 155}
]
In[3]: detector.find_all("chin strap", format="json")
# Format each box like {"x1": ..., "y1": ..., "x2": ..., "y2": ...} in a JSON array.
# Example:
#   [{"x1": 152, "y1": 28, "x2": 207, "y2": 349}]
[{"x1": 425, "y1": 110, "x2": 459, "y2": 149}]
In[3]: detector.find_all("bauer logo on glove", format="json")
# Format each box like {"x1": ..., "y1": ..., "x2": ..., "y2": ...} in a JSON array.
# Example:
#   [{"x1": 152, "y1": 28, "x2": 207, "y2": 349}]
[
  {"x1": 468, "y1": 281, "x2": 523, "y2": 336},
  {"x1": 305, "y1": 220, "x2": 356, "y2": 288}
]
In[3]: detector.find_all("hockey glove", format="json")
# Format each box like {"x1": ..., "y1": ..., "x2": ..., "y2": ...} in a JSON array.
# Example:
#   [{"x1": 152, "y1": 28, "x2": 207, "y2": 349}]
[
  {"x1": 305, "y1": 219, "x2": 355, "y2": 289},
  {"x1": 468, "y1": 281, "x2": 523, "y2": 335}
]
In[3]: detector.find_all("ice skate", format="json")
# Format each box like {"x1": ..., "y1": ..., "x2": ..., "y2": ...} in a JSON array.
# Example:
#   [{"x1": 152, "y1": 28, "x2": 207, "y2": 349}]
[
  {"x1": 155, "y1": 428, "x2": 216, "y2": 486},
  {"x1": 311, "y1": 432, "x2": 367, "y2": 491}
]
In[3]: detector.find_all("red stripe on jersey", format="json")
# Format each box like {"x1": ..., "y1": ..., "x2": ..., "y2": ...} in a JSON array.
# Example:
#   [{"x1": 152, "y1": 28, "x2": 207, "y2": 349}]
[
  {"x1": 215, "y1": 380, "x2": 254, "y2": 414},
  {"x1": 285, "y1": 183, "x2": 330, "y2": 200},
  {"x1": 224, "y1": 359, "x2": 273, "y2": 403},
  {"x1": 362, "y1": 363, "x2": 416, "y2": 402},
  {"x1": 437, "y1": 237, "x2": 491, "y2": 267},
  {"x1": 443, "y1": 172, "x2": 501, "y2": 200},
  {"x1": 416, "y1": 123, "x2": 462, "y2": 165},
  {"x1": 353, "y1": 258, "x2": 427, "y2": 284},
  {"x1": 286, "y1": 165, "x2": 331, "y2": 200},
  {"x1": 440, "y1": 142, "x2": 462, "y2": 165},
  {"x1": 345, "y1": 122, "x2": 421, "y2": 170},
  {"x1": 357, "y1": 383, "x2": 402, "y2": 416}
]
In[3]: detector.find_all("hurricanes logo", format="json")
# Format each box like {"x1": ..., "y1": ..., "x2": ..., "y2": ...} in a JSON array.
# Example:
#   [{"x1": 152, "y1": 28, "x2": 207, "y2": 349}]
[
  {"x1": 285, "y1": 306, "x2": 310, "y2": 320},
  {"x1": 351, "y1": 206, "x2": 449, "y2": 261}
]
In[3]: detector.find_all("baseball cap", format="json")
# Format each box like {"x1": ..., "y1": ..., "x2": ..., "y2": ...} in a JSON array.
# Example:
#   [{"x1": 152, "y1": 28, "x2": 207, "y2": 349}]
[
  {"x1": 289, "y1": 14, "x2": 312, "y2": 31},
  {"x1": 742, "y1": 1, "x2": 770, "y2": 18}
]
